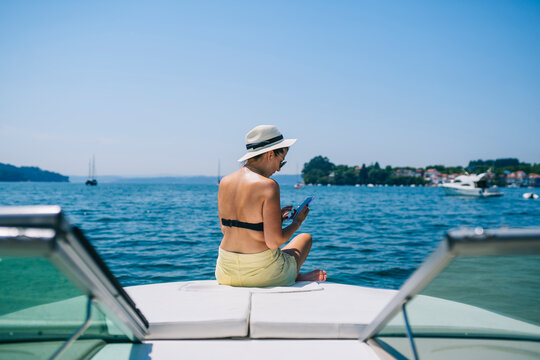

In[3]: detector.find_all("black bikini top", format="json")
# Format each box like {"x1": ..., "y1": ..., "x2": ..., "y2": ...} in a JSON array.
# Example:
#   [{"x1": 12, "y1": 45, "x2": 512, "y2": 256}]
[{"x1": 221, "y1": 218, "x2": 264, "y2": 232}]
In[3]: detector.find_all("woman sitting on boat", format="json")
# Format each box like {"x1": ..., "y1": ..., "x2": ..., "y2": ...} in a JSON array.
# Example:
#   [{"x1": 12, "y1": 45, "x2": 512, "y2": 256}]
[{"x1": 216, "y1": 125, "x2": 327, "y2": 287}]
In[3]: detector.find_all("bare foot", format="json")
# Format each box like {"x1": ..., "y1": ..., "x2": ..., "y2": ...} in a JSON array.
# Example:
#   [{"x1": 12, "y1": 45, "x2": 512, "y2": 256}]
[{"x1": 297, "y1": 270, "x2": 327, "y2": 282}]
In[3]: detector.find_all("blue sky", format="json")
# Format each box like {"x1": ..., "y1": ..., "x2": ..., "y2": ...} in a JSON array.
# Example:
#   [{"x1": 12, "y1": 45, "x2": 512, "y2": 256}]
[{"x1": 1, "y1": 1, "x2": 539, "y2": 176}]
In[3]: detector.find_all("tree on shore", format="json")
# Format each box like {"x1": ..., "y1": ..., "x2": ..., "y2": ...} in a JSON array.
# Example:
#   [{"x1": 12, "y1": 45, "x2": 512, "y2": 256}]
[
  {"x1": 301, "y1": 156, "x2": 425, "y2": 186},
  {"x1": 0, "y1": 163, "x2": 69, "y2": 182},
  {"x1": 302, "y1": 156, "x2": 335, "y2": 185}
]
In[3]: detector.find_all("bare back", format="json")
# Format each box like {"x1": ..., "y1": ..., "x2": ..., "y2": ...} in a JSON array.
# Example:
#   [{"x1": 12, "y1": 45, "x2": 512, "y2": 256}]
[{"x1": 218, "y1": 167, "x2": 277, "y2": 253}]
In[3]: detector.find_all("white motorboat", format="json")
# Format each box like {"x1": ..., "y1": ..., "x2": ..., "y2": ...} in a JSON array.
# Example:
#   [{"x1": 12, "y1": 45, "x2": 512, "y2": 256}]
[
  {"x1": 523, "y1": 192, "x2": 539, "y2": 200},
  {"x1": 0, "y1": 206, "x2": 538, "y2": 359},
  {"x1": 441, "y1": 173, "x2": 503, "y2": 197}
]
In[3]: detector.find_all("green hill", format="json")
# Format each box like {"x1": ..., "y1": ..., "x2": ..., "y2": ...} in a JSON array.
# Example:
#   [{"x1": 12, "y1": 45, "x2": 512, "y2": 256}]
[{"x1": 0, "y1": 163, "x2": 69, "y2": 182}]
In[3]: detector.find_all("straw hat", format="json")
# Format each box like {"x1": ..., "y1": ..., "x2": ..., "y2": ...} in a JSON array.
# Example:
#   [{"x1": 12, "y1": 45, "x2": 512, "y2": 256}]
[{"x1": 237, "y1": 125, "x2": 297, "y2": 162}]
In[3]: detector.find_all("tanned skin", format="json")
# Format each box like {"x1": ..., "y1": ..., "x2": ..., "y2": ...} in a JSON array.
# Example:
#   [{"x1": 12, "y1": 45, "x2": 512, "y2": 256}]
[{"x1": 218, "y1": 148, "x2": 327, "y2": 281}]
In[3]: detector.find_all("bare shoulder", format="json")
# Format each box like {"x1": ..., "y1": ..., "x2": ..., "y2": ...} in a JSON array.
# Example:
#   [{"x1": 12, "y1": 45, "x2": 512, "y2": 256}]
[
  {"x1": 219, "y1": 168, "x2": 279, "y2": 199},
  {"x1": 257, "y1": 177, "x2": 280, "y2": 198},
  {"x1": 219, "y1": 169, "x2": 241, "y2": 188},
  {"x1": 219, "y1": 174, "x2": 232, "y2": 187}
]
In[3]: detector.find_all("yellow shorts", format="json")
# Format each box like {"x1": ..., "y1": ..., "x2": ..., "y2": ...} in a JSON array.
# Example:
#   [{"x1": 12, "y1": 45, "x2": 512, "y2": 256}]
[{"x1": 215, "y1": 247, "x2": 297, "y2": 287}]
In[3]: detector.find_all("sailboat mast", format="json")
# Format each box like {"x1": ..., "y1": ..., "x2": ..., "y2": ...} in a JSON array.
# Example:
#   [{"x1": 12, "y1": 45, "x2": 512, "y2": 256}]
[
  {"x1": 85, "y1": 155, "x2": 98, "y2": 185},
  {"x1": 92, "y1": 155, "x2": 96, "y2": 179}
]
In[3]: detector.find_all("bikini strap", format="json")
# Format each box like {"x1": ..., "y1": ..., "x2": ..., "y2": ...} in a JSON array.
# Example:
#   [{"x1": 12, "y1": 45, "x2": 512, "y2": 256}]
[{"x1": 221, "y1": 218, "x2": 264, "y2": 232}]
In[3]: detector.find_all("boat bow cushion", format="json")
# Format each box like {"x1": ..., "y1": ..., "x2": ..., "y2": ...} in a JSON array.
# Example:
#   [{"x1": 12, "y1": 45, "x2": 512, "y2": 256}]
[
  {"x1": 250, "y1": 283, "x2": 397, "y2": 338},
  {"x1": 127, "y1": 281, "x2": 395, "y2": 339},
  {"x1": 126, "y1": 281, "x2": 251, "y2": 339}
]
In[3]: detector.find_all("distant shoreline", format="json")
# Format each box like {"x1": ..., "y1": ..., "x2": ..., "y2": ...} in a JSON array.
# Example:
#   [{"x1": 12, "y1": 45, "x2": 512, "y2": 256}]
[
  {"x1": 68, "y1": 174, "x2": 301, "y2": 185},
  {"x1": 0, "y1": 163, "x2": 68, "y2": 182}
]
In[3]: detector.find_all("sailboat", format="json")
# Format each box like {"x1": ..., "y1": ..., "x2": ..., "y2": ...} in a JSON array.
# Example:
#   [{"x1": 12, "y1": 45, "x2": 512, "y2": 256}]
[{"x1": 85, "y1": 155, "x2": 98, "y2": 186}]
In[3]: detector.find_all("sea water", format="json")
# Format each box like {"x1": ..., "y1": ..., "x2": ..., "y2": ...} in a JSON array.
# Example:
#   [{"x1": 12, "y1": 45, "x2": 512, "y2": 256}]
[{"x1": 1, "y1": 183, "x2": 539, "y2": 289}]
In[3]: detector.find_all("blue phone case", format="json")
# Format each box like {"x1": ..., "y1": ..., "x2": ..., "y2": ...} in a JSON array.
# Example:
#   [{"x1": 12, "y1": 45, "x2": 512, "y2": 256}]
[{"x1": 291, "y1": 196, "x2": 314, "y2": 221}]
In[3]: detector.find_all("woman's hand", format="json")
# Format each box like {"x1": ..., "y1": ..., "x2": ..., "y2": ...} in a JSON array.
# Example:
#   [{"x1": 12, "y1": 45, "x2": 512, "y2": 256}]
[
  {"x1": 280, "y1": 206, "x2": 293, "y2": 222},
  {"x1": 292, "y1": 205, "x2": 309, "y2": 226}
]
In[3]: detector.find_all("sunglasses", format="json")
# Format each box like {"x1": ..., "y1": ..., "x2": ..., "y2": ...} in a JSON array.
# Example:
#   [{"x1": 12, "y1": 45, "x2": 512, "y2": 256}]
[{"x1": 279, "y1": 160, "x2": 287, "y2": 169}]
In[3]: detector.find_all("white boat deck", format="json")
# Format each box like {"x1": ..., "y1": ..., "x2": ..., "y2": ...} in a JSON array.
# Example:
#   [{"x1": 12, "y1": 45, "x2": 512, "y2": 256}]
[
  {"x1": 114, "y1": 279, "x2": 540, "y2": 359},
  {"x1": 84, "y1": 280, "x2": 397, "y2": 359}
]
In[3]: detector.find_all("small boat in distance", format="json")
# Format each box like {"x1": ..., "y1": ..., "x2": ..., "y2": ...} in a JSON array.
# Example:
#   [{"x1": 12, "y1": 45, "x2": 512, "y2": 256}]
[
  {"x1": 85, "y1": 155, "x2": 98, "y2": 186},
  {"x1": 523, "y1": 192, "x2": 539, "y2": 199},
  {"x1": 441, "y1": 173, "x2": 502, "y2": 197},
  {"x1": 294, "y1": 164, "x2": 304, "y2": 189}
]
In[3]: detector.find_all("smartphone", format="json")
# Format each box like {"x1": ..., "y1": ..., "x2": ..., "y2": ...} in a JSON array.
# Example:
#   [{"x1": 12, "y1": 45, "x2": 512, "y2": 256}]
[{"x1": 290, "y1": 196, "x2": 314, "y2": 221}]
